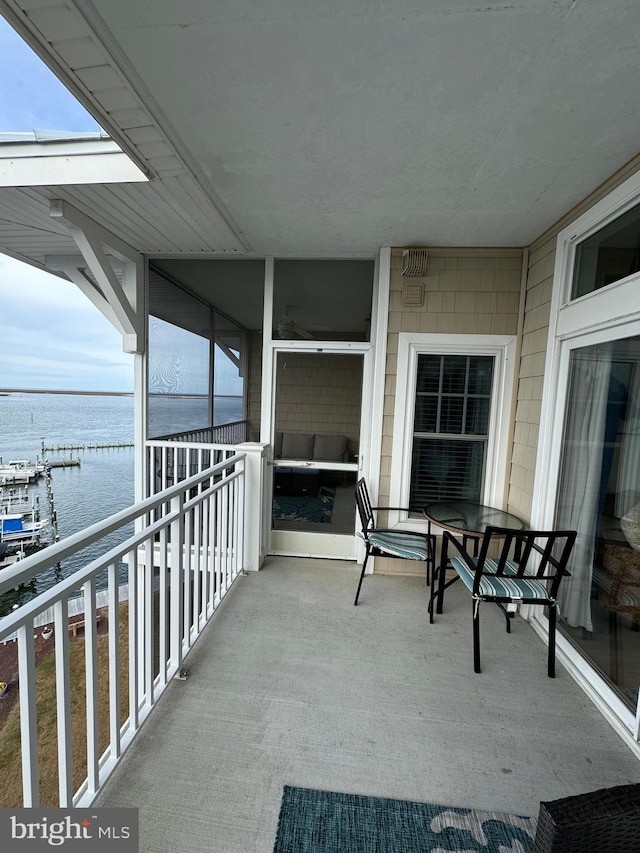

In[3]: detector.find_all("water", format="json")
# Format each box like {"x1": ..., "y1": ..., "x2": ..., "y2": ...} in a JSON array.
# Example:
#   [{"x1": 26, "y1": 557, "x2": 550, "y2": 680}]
[
  {"x1": 0, "y1": 392, "x2": 244, "y2": 614},
  {"x1": 0, "y1": 393, "x2": 135, "y2": 613}
]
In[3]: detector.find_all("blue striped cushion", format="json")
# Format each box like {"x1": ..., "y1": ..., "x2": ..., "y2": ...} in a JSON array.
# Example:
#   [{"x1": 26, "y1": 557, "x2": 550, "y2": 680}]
[
  {"x1": 369, "y1": 531, "x2": 430, "y2": 561},
  {"x1": 451, "y1": 556, "x2": 550, "y2": 600}
]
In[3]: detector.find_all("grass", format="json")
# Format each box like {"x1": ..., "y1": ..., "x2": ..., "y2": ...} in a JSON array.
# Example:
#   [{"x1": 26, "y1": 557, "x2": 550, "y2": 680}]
[{"x1": 0, "y1": 604, "x2": 130, "y2": 807}]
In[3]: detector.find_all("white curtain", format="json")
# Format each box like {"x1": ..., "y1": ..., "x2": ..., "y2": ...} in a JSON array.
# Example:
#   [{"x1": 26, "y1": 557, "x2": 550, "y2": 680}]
[
  {"x1": 556, "y1": 348, "x2": 613, "y2": 631},
  {"x1": 615, "y1": 363, "x2": 640, "y2": 519}
]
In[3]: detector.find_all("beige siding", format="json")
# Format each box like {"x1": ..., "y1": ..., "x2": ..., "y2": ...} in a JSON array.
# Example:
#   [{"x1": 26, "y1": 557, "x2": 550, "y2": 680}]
[
  {"x1": 377, "y1": 248, "x2": 524, "y2": 575},
  {"x1": 274, "y1": 352, "x2": 362, "y2": 455},
  {"x1": 507, "y1": 155, "x2": 640, "y2": 521},
  {"x1": 247, "y1": 345, "x2": 363, "y2": 453},
  {"x1": 247, "y1": 331, "x2": 262, "y2": 441}
]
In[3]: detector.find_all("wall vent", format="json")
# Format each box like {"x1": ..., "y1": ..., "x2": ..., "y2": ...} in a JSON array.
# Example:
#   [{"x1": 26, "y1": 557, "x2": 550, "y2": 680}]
[
  {"x1": 402, "y1": 248, "x2": 429, "y2": 278},
  {"x1": 402, "y1": 281, "x2": 425, "y2": 307}
]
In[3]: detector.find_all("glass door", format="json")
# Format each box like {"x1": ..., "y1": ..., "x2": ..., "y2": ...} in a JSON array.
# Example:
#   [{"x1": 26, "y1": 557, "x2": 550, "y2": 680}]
[
  {"x1": 553, "y1": 334, "x2": 640, "y2": 715},
  {"x1": 270, "y1": 349, "x2": 363, "y2": 559}
]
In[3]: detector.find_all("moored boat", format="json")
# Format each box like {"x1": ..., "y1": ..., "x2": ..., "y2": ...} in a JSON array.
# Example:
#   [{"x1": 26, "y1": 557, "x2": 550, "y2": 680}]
[
  {"x1": 0, "y1": 511, "x2": 48, "y2": 546},
  {"x1": 0, "y1": 459, "x2": 48, "y2": 486}
]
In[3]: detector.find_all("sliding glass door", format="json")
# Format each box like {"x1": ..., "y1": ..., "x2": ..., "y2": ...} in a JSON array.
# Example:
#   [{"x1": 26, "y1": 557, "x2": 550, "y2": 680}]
[{"x1": 554, "y1": 334, "x2": 640, "y2": 710}]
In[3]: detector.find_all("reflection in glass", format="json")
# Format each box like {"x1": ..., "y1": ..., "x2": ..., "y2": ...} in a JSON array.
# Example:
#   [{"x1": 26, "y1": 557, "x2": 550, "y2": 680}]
[
  {"x1": 572, "y1": 202, "x2": 640, "y2": 299},
  {"x1": 273, "y1": 260, "x2": 373, "y2": 342},
  {"x1": 148, "y1": 317, "x2": 210, "y2": 438},
  {"x1": 555, "y1": 335, "x2": 640, "y2": 709}
]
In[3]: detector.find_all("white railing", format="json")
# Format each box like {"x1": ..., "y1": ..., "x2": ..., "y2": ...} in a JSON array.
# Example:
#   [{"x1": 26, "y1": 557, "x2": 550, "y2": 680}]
[
  {"x1": 151, "y1": 420, "x2": 248, "y2": 447},
  {"x1": 0, "y1": 453, "x2": 246, "y2": 808},
  {"x1": 146, "y1": 439, "x2": 241, "y2": 496}
]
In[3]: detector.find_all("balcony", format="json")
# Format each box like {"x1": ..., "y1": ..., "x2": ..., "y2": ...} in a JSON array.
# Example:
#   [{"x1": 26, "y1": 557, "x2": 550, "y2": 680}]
[
  {"x1": 1, "y1": 450, "x2": 639, "y2": 852},
  {"x1": 94, "y1": 560, "x2": 638, "y2": 852}
]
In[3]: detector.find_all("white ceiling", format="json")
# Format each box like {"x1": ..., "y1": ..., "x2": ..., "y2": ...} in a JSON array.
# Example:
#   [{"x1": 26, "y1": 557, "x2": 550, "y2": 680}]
[
  {"x1": 83, "y1": 0, "x2": 640, "y2": 255},
  {"x1": 2, "y1": 0, "x2": 640, "y2": 268}
]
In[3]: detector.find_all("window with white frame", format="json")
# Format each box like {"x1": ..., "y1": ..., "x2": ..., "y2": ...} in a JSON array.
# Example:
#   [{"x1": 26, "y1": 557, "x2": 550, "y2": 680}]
[
  {"x1": 390, "y1": 334, "x2": 516, "y2": 520},
  {"x1": 409, "y1": 354, "x2": 494, "y2": 510},
  {"x1": 534, "y1": 168, "x2": 640, "y2": 720}
]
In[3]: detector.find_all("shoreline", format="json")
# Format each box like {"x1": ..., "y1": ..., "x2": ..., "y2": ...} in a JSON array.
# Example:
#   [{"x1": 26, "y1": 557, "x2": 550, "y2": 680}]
[{"x1": 0, "y1": 388, "x2": 133, "y2": 397}]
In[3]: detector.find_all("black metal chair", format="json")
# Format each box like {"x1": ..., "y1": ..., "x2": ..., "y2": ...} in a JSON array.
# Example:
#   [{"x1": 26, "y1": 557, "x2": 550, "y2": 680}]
[
  {"x1": 429, "y1": 526, "x2": 576, "y2": 677},
  {"x1": 354, "y1": 478, "x2": 435, "y2": 606}
]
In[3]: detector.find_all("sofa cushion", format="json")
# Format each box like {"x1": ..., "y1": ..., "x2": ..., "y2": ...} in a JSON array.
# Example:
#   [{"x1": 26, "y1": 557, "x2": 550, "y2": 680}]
[
  {"x1": 313, "y1": 434, "x2": 348, "y2": 462},
  {"x1": 281, "y1": 432, "x2": 314, "y2": 459}
]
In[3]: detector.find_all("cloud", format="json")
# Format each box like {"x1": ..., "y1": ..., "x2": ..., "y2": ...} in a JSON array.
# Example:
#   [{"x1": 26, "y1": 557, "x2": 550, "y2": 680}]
[{"x1": 0, "y1": 255, "x2": 133, "y2": 391}]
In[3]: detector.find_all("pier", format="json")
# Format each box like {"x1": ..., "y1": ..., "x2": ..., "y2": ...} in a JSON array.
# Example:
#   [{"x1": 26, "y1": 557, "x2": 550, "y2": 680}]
[
  {"x1": 46, "y1": 458, "x2": 81, "y2": 469},
  {"x1": 41, "y1": 440, "x2": 134, "y2": 454}
]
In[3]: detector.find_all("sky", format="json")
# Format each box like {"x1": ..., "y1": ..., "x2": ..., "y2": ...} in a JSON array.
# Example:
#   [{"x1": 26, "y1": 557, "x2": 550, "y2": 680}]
[{"x1": 0, "y1": 16, "x2": 133, "y2": 392}]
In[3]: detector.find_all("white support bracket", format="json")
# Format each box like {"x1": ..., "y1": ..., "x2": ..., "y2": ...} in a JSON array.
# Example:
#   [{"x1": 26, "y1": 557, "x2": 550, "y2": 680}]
[{"x1": 49, "y1": 199, "x2": 144, "y2": 353}]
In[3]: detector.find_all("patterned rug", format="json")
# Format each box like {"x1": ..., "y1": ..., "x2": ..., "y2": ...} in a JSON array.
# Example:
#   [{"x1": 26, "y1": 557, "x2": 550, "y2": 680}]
[
  {"x1": 272, "y1": 487, "x2": 335, "y2": 524},
  {"x1": 273, "y1": 786, "x2": 537, "y2": 852}
]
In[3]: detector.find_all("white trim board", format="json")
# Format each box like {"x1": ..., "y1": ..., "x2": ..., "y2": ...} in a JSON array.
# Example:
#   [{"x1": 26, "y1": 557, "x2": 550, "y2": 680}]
[{"x1": 389, "y1": 333, "x2": 517, "y2": 529}]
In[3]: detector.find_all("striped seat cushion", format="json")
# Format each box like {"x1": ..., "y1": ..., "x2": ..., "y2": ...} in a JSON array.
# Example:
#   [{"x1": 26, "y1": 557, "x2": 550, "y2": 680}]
[
  {"x1": 451, "y1": 556, "x2": 550, "y2": 600},
  {"x1": 368, "y1": 531, "x2": 430, "y2": 561}
]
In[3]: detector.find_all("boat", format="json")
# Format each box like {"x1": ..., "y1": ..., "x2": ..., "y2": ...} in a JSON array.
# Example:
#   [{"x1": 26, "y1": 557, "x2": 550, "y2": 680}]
[
  {"x1": 0, "y1": 511, "x2": 48, "y2": 546},
  {"x1": 0, "y1": 459, "x2": 48, "y2": 486},
  {"x1": 0, "y1": 541, "x2": 23, "y2": 570}
]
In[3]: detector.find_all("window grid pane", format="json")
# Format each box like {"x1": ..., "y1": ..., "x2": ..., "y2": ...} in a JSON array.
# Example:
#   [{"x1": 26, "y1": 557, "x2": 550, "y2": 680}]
[{"x1": 410, "y1": 354, "x2": 494, "y2": 509}]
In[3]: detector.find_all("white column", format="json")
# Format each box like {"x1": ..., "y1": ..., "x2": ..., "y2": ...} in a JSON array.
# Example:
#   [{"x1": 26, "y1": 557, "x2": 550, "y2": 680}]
[{"x1": 237, "y1": 442, "x2": 268, "y2": 571}]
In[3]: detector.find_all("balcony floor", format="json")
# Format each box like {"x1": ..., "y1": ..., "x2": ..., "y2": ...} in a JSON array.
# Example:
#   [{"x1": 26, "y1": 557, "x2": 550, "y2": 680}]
[{"x1": 96, "y1": 557, "x2": 640, "y2": 852}]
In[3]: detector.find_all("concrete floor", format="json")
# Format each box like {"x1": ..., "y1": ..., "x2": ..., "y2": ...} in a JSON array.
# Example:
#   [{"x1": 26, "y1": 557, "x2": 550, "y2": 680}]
[{"x1": 96, "y1": 557, "x2": 640, "y2": 852}]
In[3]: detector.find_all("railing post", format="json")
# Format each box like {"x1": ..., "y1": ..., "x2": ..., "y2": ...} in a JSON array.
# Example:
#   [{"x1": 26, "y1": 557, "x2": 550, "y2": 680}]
[
  {"x1": 169, "y1": 491, "x2": 185, "y2": 673},
  {"x1": 237, "y1": 443, "x2": 267, "y2": 572}
]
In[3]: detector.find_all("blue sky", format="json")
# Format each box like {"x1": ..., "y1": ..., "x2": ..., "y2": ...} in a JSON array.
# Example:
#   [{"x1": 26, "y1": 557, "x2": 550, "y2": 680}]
[{"x1": 0, "y1": 16, "x2": 132, "y2": 392}]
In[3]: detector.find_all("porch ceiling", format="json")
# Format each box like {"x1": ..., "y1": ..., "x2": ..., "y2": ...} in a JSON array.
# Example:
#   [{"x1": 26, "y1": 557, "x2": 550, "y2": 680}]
[{"x1": 1, "y1": 1, "x2": 640, "y2": 266}]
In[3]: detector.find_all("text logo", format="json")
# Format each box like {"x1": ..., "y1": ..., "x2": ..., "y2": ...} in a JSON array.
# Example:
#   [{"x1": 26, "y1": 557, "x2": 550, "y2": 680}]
[{"x1": 0, "y1": 809, "x2": 138, "y2": 850}]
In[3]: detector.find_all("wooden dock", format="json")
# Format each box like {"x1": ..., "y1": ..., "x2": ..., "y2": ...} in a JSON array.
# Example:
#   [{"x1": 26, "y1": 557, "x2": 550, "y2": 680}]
[
  {"x1": 47, "y1": 458, "x2": 81, "y2": 469},
  {"x1": 41, "y1": 441, "x2": 133, "y2": 453}
]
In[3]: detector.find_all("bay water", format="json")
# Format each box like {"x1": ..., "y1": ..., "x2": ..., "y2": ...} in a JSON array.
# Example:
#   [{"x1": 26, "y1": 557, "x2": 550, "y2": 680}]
[
  {"x1": 0, "y1": 393, "x2": 135, "y2": 613},
  {"x1": 0, "y1": 392, "x2": 241, "y2": 615}
]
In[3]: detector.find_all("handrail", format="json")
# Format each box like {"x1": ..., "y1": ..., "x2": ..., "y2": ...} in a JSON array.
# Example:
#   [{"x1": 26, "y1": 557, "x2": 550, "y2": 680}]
[
  {"x1": 0, "y1": 452, "x2": 247, "y2": 808},
  {"x1": 0, "y1": 453, "x2": 244, "y2": 596}
]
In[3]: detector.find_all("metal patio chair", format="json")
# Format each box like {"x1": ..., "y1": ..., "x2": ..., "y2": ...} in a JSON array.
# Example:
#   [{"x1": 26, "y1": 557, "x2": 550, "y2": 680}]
[
  {"x1": 429, "y1": 525, "x2": 576, "y2": 676},
  {"x1": 354, "y1": 478, "x2": 435, "y2": 606}
]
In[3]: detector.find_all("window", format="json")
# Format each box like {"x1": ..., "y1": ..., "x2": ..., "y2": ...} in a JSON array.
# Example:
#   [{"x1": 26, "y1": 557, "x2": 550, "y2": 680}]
[
  {"x1": 147, "y1": 272, "x2": 211, "y2": 439},
  {"x1": 390, "y1": 334, "x2": 516, "y2": 522},
  {"x1": 409, "y1": 355, "x2": 494, "y2": 510},
  {"x1": 572, "y1": 201, "x2": 640, "y2": 299},
  {"x1": 535, "y1": 167, "x2": 640, "y2": 725}
]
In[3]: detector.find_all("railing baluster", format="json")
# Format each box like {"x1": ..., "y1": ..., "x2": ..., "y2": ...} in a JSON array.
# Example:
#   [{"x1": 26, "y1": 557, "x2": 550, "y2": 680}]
[
  {"x1": 128, "y1": 549, "x2": 139, "y2": 732},
  {"x1": 107, "y1": 562, "x2": 121, "y2": 762},
  {"x1": 0, "y1": 451, "x2": 245, "y2": 807},
  {"x1": 84, "y1": 577, "x2": 100, "y2": 797},
  {"x1": 237, "y1": 458, "x2": 245, "y2": 571},
  {"x1": 17, "y1": 621, "x2": 39, "y2": 806},
  {"x1": 144, "y1": 537, "x2": 154, "y2": 705},
  {"x1": 169, "y1": 492, "x2": 185, "y2": 675},
  {"x1": 54, "y1": 597, "x2": 73, "y2": 806},
  {"x1": 158, "y1": 525, "x2": 168, "y2": 686},
  {"x1": 201, "y1": 496, "x2": 212, "y2": 626},
  {"x1": 193, "y1": 500, "x2": 202, "y2": 633},
  {"x1": 216, "y1": 487, "x2": 223, "y2": 601},
  {"x1": 184, "y1": 506, "x2": 193, "y2": 649},
  {"x1": 221, "y1": 479, "x2": 230, "y2": 596}
]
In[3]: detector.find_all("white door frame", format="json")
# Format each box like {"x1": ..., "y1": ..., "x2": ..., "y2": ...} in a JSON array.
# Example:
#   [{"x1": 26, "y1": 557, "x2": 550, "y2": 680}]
[
  {"x1": 267, "y1": 341, "x2": 371, "y2": 559},
  {"x1": 258, "y1": 250, "x2": 390, "y2": 560}
]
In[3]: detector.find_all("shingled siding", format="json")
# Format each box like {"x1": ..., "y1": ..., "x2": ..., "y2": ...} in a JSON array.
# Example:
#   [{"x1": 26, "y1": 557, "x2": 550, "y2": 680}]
[
  {"x1": 376, "y1": 248, "x2": 524, "y2": 576},
  {"x1": 506, "y1": 152, "x2": 640, "y2": 522}
]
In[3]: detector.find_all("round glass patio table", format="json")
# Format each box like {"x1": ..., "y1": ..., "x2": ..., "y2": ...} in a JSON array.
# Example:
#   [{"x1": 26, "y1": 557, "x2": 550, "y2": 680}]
[{"x1": 423, "y1": 500, "x2": 525, "y2": 537}]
